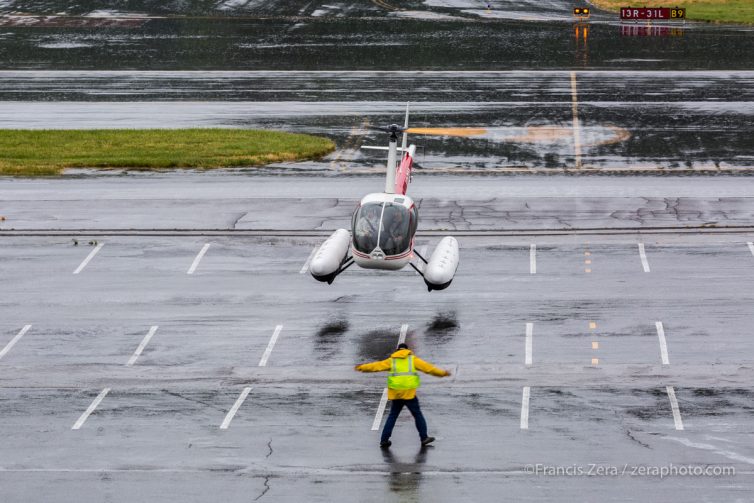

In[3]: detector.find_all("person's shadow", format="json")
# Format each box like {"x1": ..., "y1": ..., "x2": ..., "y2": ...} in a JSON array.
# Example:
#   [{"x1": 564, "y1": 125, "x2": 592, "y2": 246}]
[{"x1": 381, "y1": 445, "x2": 432, "y2": 497}]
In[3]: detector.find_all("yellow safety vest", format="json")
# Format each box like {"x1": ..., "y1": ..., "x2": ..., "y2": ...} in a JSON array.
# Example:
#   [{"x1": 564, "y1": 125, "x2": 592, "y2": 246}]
[{"x1": 387, "y1": 356, "x2": 420, "y2": 390}]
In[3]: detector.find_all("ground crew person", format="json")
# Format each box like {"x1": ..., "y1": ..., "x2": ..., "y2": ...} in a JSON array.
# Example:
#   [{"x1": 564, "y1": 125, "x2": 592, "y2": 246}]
[{"x1": 355, "y1": 343, "x2": 451, "y2": 448}]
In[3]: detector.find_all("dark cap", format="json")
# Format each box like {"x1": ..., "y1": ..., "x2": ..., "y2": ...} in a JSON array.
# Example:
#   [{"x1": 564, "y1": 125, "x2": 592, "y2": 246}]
[{"x1": 397, "y1": 343, "x2": 409, "y2": 350}]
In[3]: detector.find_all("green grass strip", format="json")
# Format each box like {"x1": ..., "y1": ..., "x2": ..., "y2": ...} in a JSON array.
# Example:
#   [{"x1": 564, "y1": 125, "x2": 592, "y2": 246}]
[
  {"x1": 0, "y1": 129, "x2": 335, "y2": 177},
  {"x1": 590, "y1": 0, "x2": 754, "y2": 24}
]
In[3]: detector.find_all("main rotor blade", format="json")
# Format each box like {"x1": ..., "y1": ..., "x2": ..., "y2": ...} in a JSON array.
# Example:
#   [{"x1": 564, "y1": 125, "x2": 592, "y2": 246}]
[{"x1": 405, "y1": 127, "x2": 488, "y2": 137}]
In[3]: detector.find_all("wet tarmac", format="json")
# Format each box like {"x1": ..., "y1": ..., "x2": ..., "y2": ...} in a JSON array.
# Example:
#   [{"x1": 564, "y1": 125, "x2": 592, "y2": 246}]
[
  {"x1": 1, "y1": 174, "x2": 754, "y2": 501},
  {"x1": 2, "y1": 0, "x2": 754, "y2": 500},
  {"x1": 1, "y1": 0, "x2": 754, "y2": 70},
  {"x1": 2, "y1": 70, "x2": 754, "y2": 171}
]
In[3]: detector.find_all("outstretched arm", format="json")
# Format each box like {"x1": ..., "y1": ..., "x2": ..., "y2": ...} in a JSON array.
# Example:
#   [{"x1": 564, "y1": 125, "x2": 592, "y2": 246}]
[
  {"x1": 414, "y1": 357, "x2": 451, "y2": 377},
  {"x1": 354, "y1": 358, "x2": 392, "y2": 372}
]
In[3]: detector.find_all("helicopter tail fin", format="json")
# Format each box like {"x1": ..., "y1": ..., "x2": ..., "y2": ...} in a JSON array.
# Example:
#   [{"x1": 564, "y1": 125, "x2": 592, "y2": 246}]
[{"x1": 401, "y1": 102, "x2": 409, "y2": 151}]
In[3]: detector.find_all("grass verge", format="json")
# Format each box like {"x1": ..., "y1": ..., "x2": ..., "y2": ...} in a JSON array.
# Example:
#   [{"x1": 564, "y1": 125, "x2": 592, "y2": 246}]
[
  {"x1": 0, "y1": 129, "x2": 335, "y2": 177},
  {"x1": 590, "y1": 0, "x2": 754, "y2": 24}
]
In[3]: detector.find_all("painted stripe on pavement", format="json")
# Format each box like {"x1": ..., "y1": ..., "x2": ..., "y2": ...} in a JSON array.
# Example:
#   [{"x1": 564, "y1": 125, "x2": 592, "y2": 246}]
[
  {"x1": 530, "y1": 244, "x2": 536, "y2": 274},
  {"x1": 638, "y1": 243, "x2": 651, "y2": 272},
  {"x1": 656, "y1": 321, "x2": 669, "y2": 365},
  {"x1": 187, "y1": 243, "x2": 211, "y2": 274},
  {"x1": 371, "y1": 388, "x2": 389, "y2": 431},
  {"x1": 73, "y1": 243, "x2": 104, "y2": 274},
  {"x1": 666, "y1": 386, "x2": 684, "y2": 430},
  {"x1": 258, "y1": 325, "x2": 283, "y2": 367},
  {"x1": 0, "y1": 324, "x2": 32, "y2": 360},
  {"x1": 72, "y1": 388, "x2": 110, "y2": 430},
  {"x1": 299, "y1": 246, "x2": 319, "y2": 274},
  {"x1": 525, "y1": 322, "x2": 533, "y2": 366},
  {"x1": 520, "y1": 386, "x2": 530, "y2": 430},
  {"x1": 126, "y1": 325, "x2": 159, "y2": 366},
  {"x1": 220, "y1": 387, "x2": 252, "y2": 429}
]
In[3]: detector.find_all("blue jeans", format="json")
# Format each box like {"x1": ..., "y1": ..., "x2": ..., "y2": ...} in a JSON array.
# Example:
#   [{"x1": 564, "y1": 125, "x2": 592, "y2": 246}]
[{"x1": 381, "y1": 397, "x2": 428, "y2": 443}]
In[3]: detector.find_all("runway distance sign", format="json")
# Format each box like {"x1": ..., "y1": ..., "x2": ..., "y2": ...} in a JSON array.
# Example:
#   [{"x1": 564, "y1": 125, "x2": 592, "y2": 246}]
[{"x1": 620, "y1": 7, "x2": 686, "y2": 20}]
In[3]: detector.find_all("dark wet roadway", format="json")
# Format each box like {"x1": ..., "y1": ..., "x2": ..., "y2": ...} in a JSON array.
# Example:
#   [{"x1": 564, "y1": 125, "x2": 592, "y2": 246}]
[{"x1": 2, "y1": 1, "x2": 754, "y2": 501}]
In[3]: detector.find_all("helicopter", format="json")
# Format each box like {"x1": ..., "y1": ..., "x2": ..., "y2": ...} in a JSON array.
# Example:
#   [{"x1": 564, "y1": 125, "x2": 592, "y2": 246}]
[{"x1": 309, "y1": 105, "x2": 459, "y2": 291}]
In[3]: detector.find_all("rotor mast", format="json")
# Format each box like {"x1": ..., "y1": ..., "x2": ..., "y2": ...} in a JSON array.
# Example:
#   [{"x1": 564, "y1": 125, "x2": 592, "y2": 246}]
[{"x1": 385, "y1": 128, "x2": 399, "y2": 194}]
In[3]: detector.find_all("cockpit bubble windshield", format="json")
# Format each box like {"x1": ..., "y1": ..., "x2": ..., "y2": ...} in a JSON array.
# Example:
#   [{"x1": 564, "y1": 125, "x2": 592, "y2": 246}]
[{"x1": 352, "y1": 202, "x2": 412, "y2": 256}]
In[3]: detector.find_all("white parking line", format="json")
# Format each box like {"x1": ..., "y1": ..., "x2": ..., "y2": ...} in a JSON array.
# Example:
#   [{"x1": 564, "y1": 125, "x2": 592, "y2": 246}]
[
  {"x1": 529, "y1": 244, "x2": 536, "y2": 274},
  {"x1": 0, "y1": 324, "x2": 32, "y2": 360},
  {"x1": 398, "y1": 323, "x2": 409, "y2": 345},
  {"x1": 371, "y1": 388, "x2": 389, "y2": 431},
  {"x1": 299, "y1": 246, "x2": 319, "y2": 274},
  {"x1": 220, "y1": 387, "x2": 252, "y2": 429},
  {"x1": 570, "y1": 71, "x2": 582, "y2": 169},
  {"x1": 187, "y1": 243, "x2": 211, "y2": 274},
  {"x1": 525, "y1": 322, "x2": 533, "y2": 366},
  {"x1": 371, "y1": 324, "x2": 409, "y2": 430},
  {"x1": 72, "y1": 388, "x2": 110, "y2": 430},
  {"x1": 520, "y1": 386, "x2": 531, "y2": 430},
  {"x1": 666, "y1": 386, "x2": 684, "y2": 430},
  {"x1": 73, "y1": 243, "x2": 104, "y2": 274},
  {"x1": 258, "y1": 325, "x2": 283, "y2": 367},
  {"x1": 747, "y1": 242, "x2": 754, "y2": 257},
  {"x1": 126, "y1": 325, "x2": 159, "y2": 366},
  {"x1": 638, "y1": 243, "x2": 651, "y2": 272},
  {"x1": 656, "y1": 321, "x2": 670, "y2": 365}
]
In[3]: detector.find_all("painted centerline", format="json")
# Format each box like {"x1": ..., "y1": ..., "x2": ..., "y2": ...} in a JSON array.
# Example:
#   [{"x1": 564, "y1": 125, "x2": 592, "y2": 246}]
[
  {"x1": 220, "y1": 387, "x2": 252, "y2": 429},
  {"x1": 638, "y1": 243, "x2": 651, "y2": 272},
  {"x1": 126, "y1": 325, "x2": 159, "y2": 366},
  {"x1": 520, "y1": 386, "x2": 531, "y2": 430},
  {"x1": 0, "y1": 324, "x2": 32, "y2": 360},
  {"x1": 258, "y1": 325, "x2": 283, "y2": 367},
  {"x1": 570, "y1": 71, "x2": 582, "y2": 169},
  {"x1": 73, "y1": 243, "x2": 104, "y2": 274},
  {"x1": 187, "y1": 243, "x2": 211, "y2": 274},
  {"x1": 72, "y1": 388, "x2": 110, "y2": 430},
  {"x1": 656, "y1": 321, "x2": 670, "y2": 365},
  {"x1": 666, "y1": 386, "x2": 684, "y2": 431}
]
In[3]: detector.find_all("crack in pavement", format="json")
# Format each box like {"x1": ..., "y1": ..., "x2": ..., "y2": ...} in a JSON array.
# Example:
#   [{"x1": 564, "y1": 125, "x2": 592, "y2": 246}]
[
  {"x1": 254, "y1": 475, "x2": 271, "y2": 501},
  {"x1": 266, "y1": 439, "x2": 273, "y2": 459}
]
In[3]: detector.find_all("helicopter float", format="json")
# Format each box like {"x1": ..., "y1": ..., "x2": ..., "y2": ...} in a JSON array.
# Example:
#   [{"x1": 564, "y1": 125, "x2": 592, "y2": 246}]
[{"x1": 309, "y1": 105, "x2": 459, "y2": 291}]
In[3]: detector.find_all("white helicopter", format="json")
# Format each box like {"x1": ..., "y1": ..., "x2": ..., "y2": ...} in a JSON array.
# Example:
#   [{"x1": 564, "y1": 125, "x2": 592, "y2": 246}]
[{"x1": 309, "y1": 105, "x2": 459, "y2": 291}]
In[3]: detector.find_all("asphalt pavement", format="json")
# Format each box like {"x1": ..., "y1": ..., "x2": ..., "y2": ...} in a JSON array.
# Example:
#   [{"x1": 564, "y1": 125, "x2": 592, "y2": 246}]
[
  {"x1": 1, "y1": 0, "x2": 754, "y2": 500},
  {"x1": 1, "y1": 175, "x2": 754, "y2": 501}
]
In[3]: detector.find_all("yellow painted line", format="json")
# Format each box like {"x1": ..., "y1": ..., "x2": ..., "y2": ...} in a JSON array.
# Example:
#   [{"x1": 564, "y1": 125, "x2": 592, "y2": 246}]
[
  {"x1": 585, "y1": 268, "x2": 592, "y2": 273},
  {"x1": 570, "y1": 71, "x2": 582, "y2": 169},
  {"x1": 585, "y1": 251, "x2": 591, "y2": 256},
  {"x1": 592, "y1": 341, "x2": 599, "y2": 350},
  {"x1": 406, "y1": 127, "x2": 487, "y2": 137},
  {"x1": 589, "y1": 321, "x2": 596, "y2": 329},
  {"x1": 591, "y1": 358, "x2": 599, "y2": 366},
  {"x1": 585, "y1": 259, "x2": 592, "y2": 264}
]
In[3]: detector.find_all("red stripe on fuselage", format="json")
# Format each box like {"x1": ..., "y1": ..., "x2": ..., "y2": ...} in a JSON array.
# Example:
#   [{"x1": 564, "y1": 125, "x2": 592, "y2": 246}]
[{"x1": 395, "y1": 152, "x2": 413, "y2": 195}]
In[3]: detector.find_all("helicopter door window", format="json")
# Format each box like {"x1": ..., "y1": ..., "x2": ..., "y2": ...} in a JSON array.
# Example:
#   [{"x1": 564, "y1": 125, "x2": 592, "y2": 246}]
[
  {"x1": 379, "y1": 203, "x2": 410, "y2": 256},
  {"x1": 352, "y1": 202, "x2": 383, "y2": 254}
]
